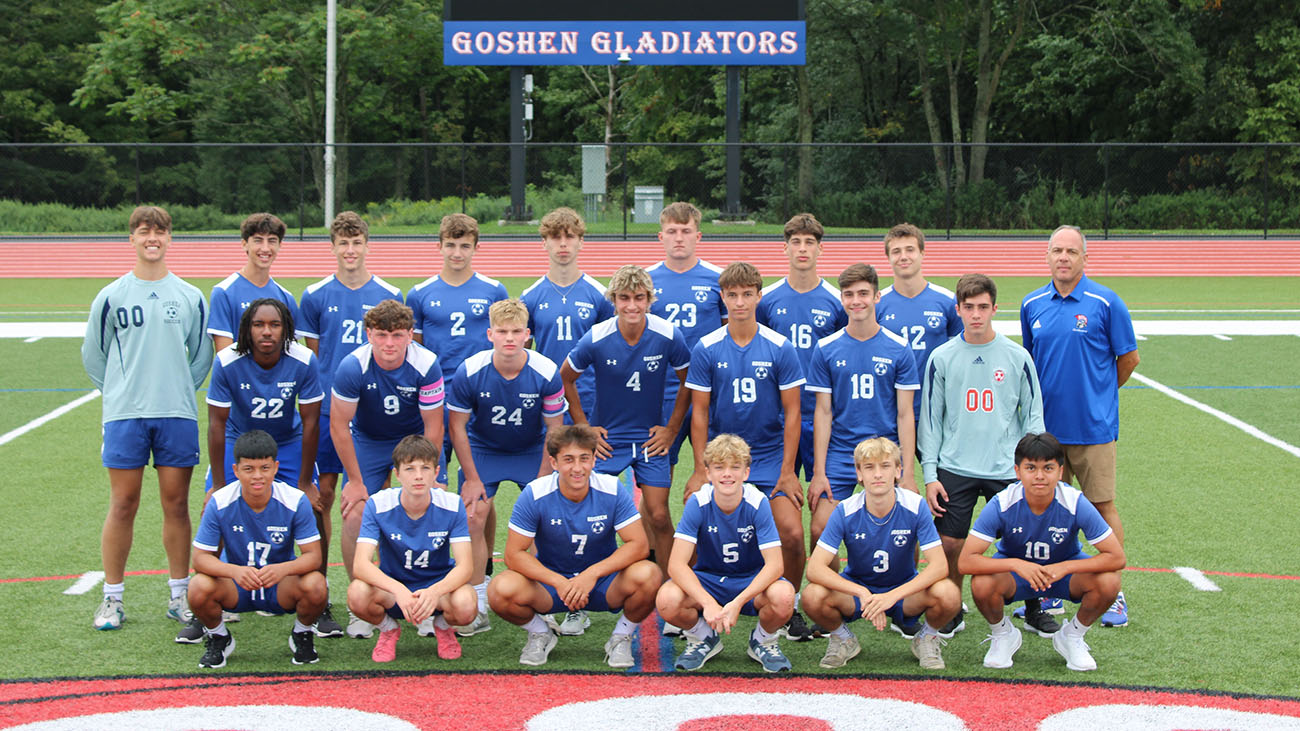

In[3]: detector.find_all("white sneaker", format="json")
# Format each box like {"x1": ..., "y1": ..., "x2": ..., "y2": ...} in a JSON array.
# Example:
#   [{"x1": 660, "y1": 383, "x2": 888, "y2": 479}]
[
  {"x1": 519, "y1": 628, "x2": 558, "y2": 666},
  {"x1": 455, "y1": 612, "x2": 492, "y2": 637},
  {"x1": 166, "y1": 592, "x2": 191, "y2": 623},
  {"x1": 416, "y1": 616, "x2": 437, "y2": 637},
  {"x1": 93, "y1": 596, "x2": 125, "y2": 631},
  {"x1": 347, "y1": 611, "x2": 375, "y2": 639},
  {"x1": 557, "y1": 610, "x2": 591, "y2": 636},
  {"x1": 1052, "y1": 629, "x2": 1097, "y2": 671},
  {"x1": 982, "y1": 625, "x2": 1023, "y2": 669},
  {"x1": 662, "y1": 621, "x2": 683, "y2": 638},
  {"x1": 605, "y1": 633, "x2": 634, "y2": 668},
  {"x1": 911, "y1": 633, "x2": 947, "y2": 670}
]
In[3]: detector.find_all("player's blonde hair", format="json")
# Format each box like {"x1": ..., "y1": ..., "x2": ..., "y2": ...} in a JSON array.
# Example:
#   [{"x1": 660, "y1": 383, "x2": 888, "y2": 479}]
[
  {"x1": 853, "y1": 437, "x2": 900, "y2": 467},
  {"x1": 539, "y1": 207, "x2": 586, "y2": 239},
  {"x1": 703, "y1": 434, "x2": 752, "y2": 468},
  {"x1": 605, "y1": 264, "x2": 655, "y2": 304},
  {"x1": 489, "y1": 298, "x2": 529, "y2": 328},
  {"x1": 660, "y1": 201, "x2": 702, "y2": 228}
]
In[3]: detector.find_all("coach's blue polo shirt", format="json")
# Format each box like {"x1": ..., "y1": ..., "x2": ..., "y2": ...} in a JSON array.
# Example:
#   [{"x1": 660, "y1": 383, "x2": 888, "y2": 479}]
[{"x1": 1019, "y1": 275, "x2": 1137, "y2": 444}]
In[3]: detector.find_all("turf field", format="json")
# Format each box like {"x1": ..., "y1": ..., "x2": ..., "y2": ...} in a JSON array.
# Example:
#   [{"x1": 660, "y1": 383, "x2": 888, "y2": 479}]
[{"x1": 1, "y1": 274, "x2": 1298, "y2": 699}]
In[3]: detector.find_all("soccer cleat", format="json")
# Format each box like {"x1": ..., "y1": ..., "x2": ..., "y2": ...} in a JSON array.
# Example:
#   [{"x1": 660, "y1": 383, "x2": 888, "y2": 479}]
[
  {"x1": 557, "y1": 610, "x2": 591, "y2": 636},
  {"x1": 434, "y1": 625, "x2": 463, "y2": 660},
  {"x1": 936, "y1": 607, "x2": 966, "y2": 639},
  {"x1": 674, "y1": 633, "x2": 723, "y2": 671},
  {"x1": 347, "y1": 611, "x2": 375, "y2": 639},
  {"x1": 1052, "y1": 629, "x2": 1098, "y2": 671},
  {"x1": 166, "y1": 592, "x2": 192, "y2": 623},
  {"x1": 175, "y1": 617, "x2": 206, "y2": 644},
  {"x1": 889, "y1": 616, "x2": 922, "y2": 639},
  {"x1": 199, "y1": 632, "x2": 235, "y2": 669},
  {"x1": 1022, "y1": 601, "x2": 1063, "y2": 638},
  {"x1": 1101, "y1": 591, "x2": 1129, "y2": 627},
  {"x1": 313, "y1": 604, "x2": 344, "y2": 638},
  {"x1": 93, "y1": 596, "x2": 125, "y2": 631},
  {"x1": 662, "y1": 621, "x2": 684, "y2": 638},
  {"x1": 455, "y1": 612, "x2": 492, "y2": 637},
  {"x1": 982, "y1": 625, "x2": 1023, "y2": 669},
  {"x1": 416, "y1": 615, "x2": 437, "y2": 637},
  {"x1": 747, "y1": 635, "x2": 793, "y2": 673},
  {"x1": 519, "y1": 628, "x2": 558, "y2": 666},
  {"x1": 372, "y1": 626, "x2": 400, "y2": 663},
  {"x1": 911, "y1": 633, "x2": 947, "y2": 670},
  {"x1": 819, "y1": 633, "x2": 861, "y2": 669},
  {"x1": 604, "y1": 633, "x2": 635, "y2": 669},
  {"x1": 781, "y1": 611, "x2": 814, "y2": 642},
  {"x1": 290, "y1": 630, "x2": 319, "y2": 665}
]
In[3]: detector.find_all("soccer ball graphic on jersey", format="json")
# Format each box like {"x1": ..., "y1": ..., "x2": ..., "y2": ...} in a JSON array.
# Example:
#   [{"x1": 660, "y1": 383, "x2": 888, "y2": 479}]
[
  {"x1": 590, "y1": 521, "x2": 606, "y2": 535},
  {"x1": 694, "y1": 290, "x2": 709, "y2": 303},
  {"x1": 873, "y1": 362, "x2": 889, "y2": 376},
  {"x1": 739, "y1": 525, "x2": 755, "y2": 544},
  {"x1": 928, "y1": 315, "x2": 942, "y2": 329}
]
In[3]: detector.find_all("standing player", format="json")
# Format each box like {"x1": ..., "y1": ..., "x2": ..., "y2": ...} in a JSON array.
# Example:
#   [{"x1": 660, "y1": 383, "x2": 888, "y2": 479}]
[
  {"x1": 180, "y1": 299, "x2": 323, "y2": 644},
  {"x1": 802, "y1": 438, "x2": 961, "y2": 670},
  {"x1": 960, "y1": 432, "x2": 1125, "y2": 671},
  {"x1": 756, "y1": 213, "x2": 847, "y2": 482},
  {"x1": 683, "y1": 262, "x2": 808, "y2": 640},
  {"x1": 561, "y1": 265, "x2": 692, "y2": 576},
  {"x1": 657, "y1": 435, "x2": 795, "y2": 672},
  {"x1": 330, "y1": 299, "x2": 445, "y2": 638},
  {"x1": 188, "y1": 430, "x2": 327, "y2": 668},
  {"x1": 806, "y1": 264, "x2": 919, "y2": 557},
  {"x1": 448, "y1": 299, "x2": 566, "y2": 636},
  {"x1": 1020, "y1": 225, "x2": 1139, "y2": 628},
  {"x1": 82, "y1": 205, "x2": 213, "y2": 631},
  {"x1": 406, "y1": 213, "x2": 509, "y2": 484},
  {"x1": 646, "y1": 202, "x2": 725, "y2": 515},
  {"x1": 488, "y1": 425, "x2": 662, "y2": 668},
  {"x1": 298, "y1": 210, "x2": 403, "y2": 637},
  {"x1": 919, "y1": 273, "x2": 1044, "y2": 637},
  {"x1": 348, "y1": 435, "x2": 477, "y2": 662},
  {"x1": 207, "y1": 213, "x2": 300, "y2": 352},
  {"x1": 520, "y1": 207, "x2": 614, "y2": 422}
]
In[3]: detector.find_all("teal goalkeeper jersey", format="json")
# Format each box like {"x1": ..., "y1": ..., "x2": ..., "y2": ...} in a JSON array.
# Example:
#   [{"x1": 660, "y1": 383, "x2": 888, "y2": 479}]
[
  {"x1": 82, "y1": 272, "x2": 213, "y2": 423},
  {"x1": 918, "y1": 333, "x2": 1044, "y2": 483}
]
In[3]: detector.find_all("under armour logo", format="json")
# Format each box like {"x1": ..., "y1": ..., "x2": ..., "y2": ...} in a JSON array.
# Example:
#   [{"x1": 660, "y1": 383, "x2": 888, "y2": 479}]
[
  {"x1": 550, "y1": 518, "x2": 563, "y2": 525},
  {"x1": 480, "y1": 391, "x2": 491, "y2": 398},
  {"x1": 367, "y1": 383, "x2": 377, "y2": 390},
  {"x1": 240, "y1": 383, "x2": 251, "y2": 390},
  {"x1": 430, "y1": 300, "x2": 442, "y2": 307},
  {"x1": 328, "y1": 306, "x2": 339, "y2": 312},
  {"x1": 537, "y1": 302, "x2": 549, "y2": 310},
  {"x1": 654, "y1": 288, "x2": 664, "y2": 295},
  {"x1": 240, "y1": 301, "x2": 251, "y2": 309},
  {"x1": 707, "y1": 526, "x2": 719, "y2": 533},
  {"x1": 232, "y1": 525, "x2": 244, "y2": 532},
  {"x1": 775, "y1": 308, "x2": 788, "y2": 315},
  {"x1": 717, "y1": 361, "x2": 729, "y2": 368},
  {"x1": 390, "y1": 533, "x2": 402, "y2": 540},
  {"x1": 835, "y1": 359, "x2": 847, "y2": 367},
  {"x1": 606, "y1": 359, "x2": 618, "y2": 365},
  {"x1": 883, "y1": 313, "x2": 896, "y2": 321},
  {"x1": 1011, "y1": 527, "x2": 1024, "y2": 534},
  {"x1": 853, "y1": 532, "x2": 867, "y2": 540}
]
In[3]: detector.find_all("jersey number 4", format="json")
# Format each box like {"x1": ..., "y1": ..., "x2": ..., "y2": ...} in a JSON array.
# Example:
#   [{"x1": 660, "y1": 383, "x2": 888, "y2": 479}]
[{"x1": 491, "y1": 406, "x2": 523, "y2": 426}]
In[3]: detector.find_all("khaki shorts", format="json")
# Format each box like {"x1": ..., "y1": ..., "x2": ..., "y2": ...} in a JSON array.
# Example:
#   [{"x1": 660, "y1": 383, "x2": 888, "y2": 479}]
[{"x1": 1062, "y1": 442, "x2": 1117, "y2": 504}]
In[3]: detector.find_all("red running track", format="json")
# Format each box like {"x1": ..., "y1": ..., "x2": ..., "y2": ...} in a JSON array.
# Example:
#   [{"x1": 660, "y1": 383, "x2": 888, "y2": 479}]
[{"x1": 5, "y1": 238, "x2": 1300, "y2": 278}]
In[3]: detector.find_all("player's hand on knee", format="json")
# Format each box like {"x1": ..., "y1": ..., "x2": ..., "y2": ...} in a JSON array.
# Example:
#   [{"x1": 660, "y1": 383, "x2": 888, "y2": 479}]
[
  {"x1": 777, "y1": 473, "x2": 804, "y2": 508},
  {"x1": 340, "y1": 480, "x2": 368, "y2": 519},
  {"x1": 460, "y1": 479, "x2": 486, "y2": 518},
  {"x1": 808, "y1": 476, "x2": 832, "y2": 511},
  {"x1": 299, "y1": 481, "x2": 323, "y2": 512},
  {"x1": 684, "y1": 470, "x2": 708, "y2": 501},
  {"x1": 924, "y1": 481, "x2": 947, "y2": 516}
]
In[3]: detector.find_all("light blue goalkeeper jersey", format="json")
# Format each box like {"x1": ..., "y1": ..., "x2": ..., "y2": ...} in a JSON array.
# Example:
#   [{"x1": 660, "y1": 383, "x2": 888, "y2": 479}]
[{"x1": 82, "y1": 272, "x2": 213, "y2": 423}]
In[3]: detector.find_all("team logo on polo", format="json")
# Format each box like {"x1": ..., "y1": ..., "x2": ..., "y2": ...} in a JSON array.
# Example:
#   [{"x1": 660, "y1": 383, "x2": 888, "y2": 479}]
[
  {"x1": 1075, "y1": 314, "x2": 1089, "y2": 330},
  {"x1": 644, "y1": 354, "x2": 662, "y2": 371},
  {"x1": 891, "y1": 529, "x2": 911, "y2": 546},
  {"x1": 162, "y1": 301, "x2": 182, "y2": 323},
  {"x1": 429, "y1": 530, "x2": 448, "y2": 550},
  {"x1": 994, "y1": 369, "x2": 1005, "y2": 383},
  {"x1": 739, "y1": 525, "x2": 755, "y2": 544},
  {"x1": 268, "y1": 526, "x2": 289, "y2": 544}
]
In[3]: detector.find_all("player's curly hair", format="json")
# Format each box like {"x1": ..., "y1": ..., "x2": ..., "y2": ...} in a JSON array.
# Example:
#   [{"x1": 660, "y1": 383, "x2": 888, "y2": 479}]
[
  {"x1": 539, "y1": 207, "x2": 586, "y2": 239},
  {"x1": 440, "y1": 213, "x2": 480, "y2": 245},
  {"x1": 235, "y1": 298, "x2": 296, "y2": 356},
  {"x1": 605, "y1": 265, "x2": 655, "y2": 305},
  {"x1": 330, "y1": 210, "x2": 368, "y2": 242},
  {"x1": 703, "y1": 434, "x2": 752, "y2": 468},
  {"x1": 363, "y1": 299, "x2": 415, "y2": 332},
  {"x1": 241, "y1": 213, "x2": 286, "y2": 242}
]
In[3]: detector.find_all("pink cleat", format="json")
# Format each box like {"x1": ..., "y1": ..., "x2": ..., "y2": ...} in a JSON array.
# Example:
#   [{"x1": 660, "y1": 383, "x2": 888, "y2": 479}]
[
  {"x1": 372, "y1": 625, "x2": 400, "y2": 663},
  {"x1": 435, "y1": 625, "x2": 462, "y2": 660}
]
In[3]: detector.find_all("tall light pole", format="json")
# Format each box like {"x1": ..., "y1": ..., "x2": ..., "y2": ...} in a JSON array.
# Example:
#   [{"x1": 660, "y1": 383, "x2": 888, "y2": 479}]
[{"x1": 324, "y1": 0, "x2": 337, "y2": 226}]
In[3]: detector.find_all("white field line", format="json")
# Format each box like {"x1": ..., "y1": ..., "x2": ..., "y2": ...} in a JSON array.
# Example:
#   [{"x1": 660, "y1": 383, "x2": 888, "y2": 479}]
[
  {"x1": 1131, "y1": 373, "x2": 1300, "y2": 459},
  {"x1": 23, "y1": 336, "x2": 41, "y2": 343},
  {"x1": 63, "y1": 571, "x2": 105, "y2": 595},
  {"x1": 1211, "y1": 334, "x2": 1232, "y2": 341},
  {"x1": 0, "y1": 390, "x2": 100, "y2": 447},
  {"x1": 1173, "y1": 567, "x2": 1222, "y2": 592}
]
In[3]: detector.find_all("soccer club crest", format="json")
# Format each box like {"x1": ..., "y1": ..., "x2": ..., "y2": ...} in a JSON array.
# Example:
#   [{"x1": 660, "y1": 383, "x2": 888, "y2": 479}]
[
  {"x1": 522, "y1": 398, "x2": 536, "y2": 409},
  {"x1": 431, "y1": 535, "x2": 446, "y2": 550},
  {"x1": 694, "y1": 290, "x2": 709, "y2": 303},
  {"x1": 927, "y1": 315, "x2": 942, "y2": 329},
  {"x1": 646, "y1": 360, "x2": 660, "y2": 372},
  {"x1": 578, "y1": 307, "x2": 591, "y2": 320},
  {"x1": 993, "y1": 369, "x2": 1005, "y2": 383},
  {"x1": 281, "y1": 386, "x2": 295, "y2": 399},
  {"x1": 739, "y1": 525, "x2": 755, "y2": 544},
  {"x1": 590, "y1": 521, "x2": 607, "y2": 535},
  {"x1": 471, "y1": 303, "x2": 485, "y2": 316},
  {"x1": 893, "y1": 533, "x2": 908, "y2": 547},
  {"x1": 1074, "y1": 314, "x2": 1088, "y2": 330},
  {"x1": 269, "y1": 530, "x2": 286, "y2": 545},
  {"x1": 813, "y1": 314, "x2": 827, "y2": 328},
  {"x1": 754, "y1": 366, "x2": 769, "y2": 380},
  {"x1": 873, "y1": 361, "x2": 889, "y2": 376}
]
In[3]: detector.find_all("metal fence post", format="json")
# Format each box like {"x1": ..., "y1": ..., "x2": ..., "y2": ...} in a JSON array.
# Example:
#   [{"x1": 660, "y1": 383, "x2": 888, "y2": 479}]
[
  {"x1": 460, "y1": 143, "x2": 468, "y2": 214},
  {"x1": 944, "y1": 143, "x2": 953, "y2": 239},
  {"x1": 621, "y1": 145, "x2": 629, "y2": 241},
  {"x1": 1103, "y1": 144, "x2": 1110, "y2": 240},
  {"x1": 134, "y1": 144, "x2": 142, "y2": 204},
  {"x1": 1263, "y1": 145, "x2": 1270, "y2": 239},
  {"x1": 298, "y1": 146, "x2": 307, "y2": 239}
]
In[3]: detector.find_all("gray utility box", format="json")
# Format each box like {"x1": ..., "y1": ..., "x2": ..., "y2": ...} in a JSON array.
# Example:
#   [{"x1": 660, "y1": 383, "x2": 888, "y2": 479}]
[{"x1": 633, "y1": 185, "x2": 664, "y2": 223}]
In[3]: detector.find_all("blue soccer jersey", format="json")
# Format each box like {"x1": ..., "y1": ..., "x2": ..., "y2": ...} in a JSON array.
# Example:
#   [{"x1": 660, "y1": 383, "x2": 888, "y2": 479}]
[
  {"x1": 508, "y1": 472, "x2": 640, "y2": 577},
  {"x1": 675, "y1": 483, "x2": 781, "y2": 576},
  {"x1": 685, "y1": 325, "x2": 805, "y2": 484},
  {"x1": 877, "y1": 283, "x2": 960, "y2": 420},
  {"x1": 521, "y1": 273, "x2": 614, "y2": 417},
  {"x1": 970, "y1": 482, "x2": 1114, "y2": 563},
  {"x1": 806, "y1": 328, "x2": 920, "y2": 485},
  {"x1": 194, "y1": 481, "x2": 320, "y2": 566},
  {"x1": 817, "y1": 488, "x2": 941, "y2": 589},
  {"x1": 647, "y1": 259, "x2": 725, "y2": 397},
  {"x1": 565, "y1": 315, "x2": 692, "y2": 442},
  {"x1": 206, "y1": 342, "x2": 324, "y2": 444},
  {"x1": 1020, "y1": 275, "x2": 1138, "y2": 445},
  {"x1": 332, "y1": 343, "x2": 445, "y2": 440},
  {"x1": 448, "y1": 349, "x2": 566, "y2": 453},
  {"x1": 298, "y1": 275, "x2": 403, "y2": 415},
  {"x1": 358, "y1": 486, "x2": 470, "y2": 587},
  {"x1": 208, "y1": 273, "x2": 301, "y2": 341},
  {"x1": 406, "y1": 273, "x2": 509, "y2": 382},
  {"x1": 756, "y1": 277, "x2": 847, "y2": 418}
]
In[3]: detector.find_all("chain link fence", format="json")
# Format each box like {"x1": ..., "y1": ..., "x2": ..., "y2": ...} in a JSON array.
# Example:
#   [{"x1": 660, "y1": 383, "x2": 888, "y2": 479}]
[{"x1": 2, "y1": 141, "x2": 1297, "y2": 237}]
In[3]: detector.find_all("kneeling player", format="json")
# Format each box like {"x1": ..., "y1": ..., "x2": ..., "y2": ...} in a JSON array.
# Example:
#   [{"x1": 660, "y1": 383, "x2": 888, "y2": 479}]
[
  {"x1": 959, "y1": 432, "x2": 1124, "y2": 671},
  {"x1": 802, "y1": 437, "x2": 960, "y2": 670},
  {"x1": 188, "y1": 430, "x2": 328, "y2": 668},
  {"x1": 347, "y1": 436, "x2": 477, "y2": 662},
  {"x1": 657, "y1": 435, "x2": 795, "y2": 672},
  {"x1": 488, "y1": 425, "x2": 662, "y2": 668}
]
